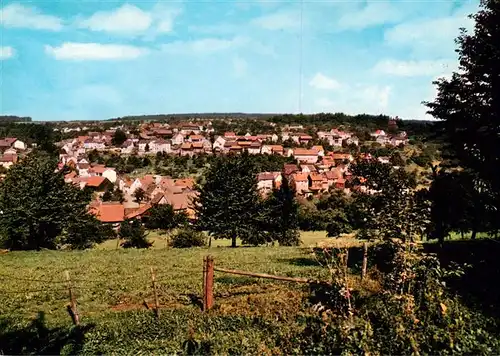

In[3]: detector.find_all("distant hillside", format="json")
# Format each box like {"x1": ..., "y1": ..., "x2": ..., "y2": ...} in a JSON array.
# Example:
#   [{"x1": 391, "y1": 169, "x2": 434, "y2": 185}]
[
  {"x1": 0, "y1": 115, "x2": 32, "y2": 123},
  {"x1": 108, "y1": 113, "x2": 277, "y2": 122}
]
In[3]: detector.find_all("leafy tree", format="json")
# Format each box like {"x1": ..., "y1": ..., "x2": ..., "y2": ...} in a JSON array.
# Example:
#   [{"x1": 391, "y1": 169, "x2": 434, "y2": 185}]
[
  {"x1": 170, "y1": 228, "x2": 206, "y2": 248},
  {"x1": 260, "y1": 177, "x2": 300, "y2": 246},
  {"x1": 351, "y1": 160, "x2": 429, "y2": 242},
  {"x1": 119, "y1": 219, "x2": 152, "y2": 248},
  {"x1": 87, "y1": 149, "x2": 100, "y2": 163},
  {"x1": 428, "y1": 169, "x2": 491, "y2": 243},
  {"x1": 193, "y1": 152, "x2": 261, "y2": 247},
  {"x1": 0, "y1": 152, "x2": 105, "y2": 250},
  {"x1": 111, "y1": 188, "x2": 125, "y2": 203},
  {"x1": 142, "y1": 157, "x2": 151, "y2": 167},
  {"x1": 145, "y1": 204, "x2": 187, "y2": 230},
  {"x1": 111, "y1": 129, "x2": 128, "y2": 146},
  {"x1": 390, "y1": 151, "x2": 405, "y2": 167},
  {"x1": 425, "y1": 0, "x2": 500, "y2": 196},
  {"x1": 325, "y1": 210, "x2": 352, "y2": 238},
  {"x1": 133, "y1": 187, "x2": 146, "y2": 203},
  {"x1": 63, "y1": 214, "x2": 114, "y2": 250},
  {"x1": 102, "y1": 190, "x2": 113, "y2": 202}
]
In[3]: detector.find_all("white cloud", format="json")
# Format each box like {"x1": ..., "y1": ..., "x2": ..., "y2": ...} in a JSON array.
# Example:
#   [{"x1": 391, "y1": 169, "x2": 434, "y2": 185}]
[
  {"x1": 0, "y1": 3, "x2": 63, "y2": 30},
  {"x1": 309, "y1": 73, "x2": 341, "y2": 90},
  {"x1": 0, "y1": 46, "x2": 14, "y2": 60},
  {"x1": 45, "y1": 43, "x2": 149, "y2": 60},
  {"x1": 232, "y1": 56, "x2": 248, "y2": 77},
  {"x1": 78, "y1": 4, "x2": 152, "y2": 33},
  {"x1": 162, "y1": 36, "x2": 248, "y2": 54},
  {"x1": 154, "y1": 5, "x2": 182, "y2": 33},
  {"x1": 384, "y1": 3, "x2": 477, "y2": 57},
  {"x1": 373, "y1": 59, "x2": 457, "y2": 77},
  {"x1": 251, "y1": 10, "x2": 301, "y2": 31},
  {"x1": 313, "y1": 84, "x2": 392, "y2": 115},
  {"x1": 337, "y1": 2, "x2": 406, "y2": 30},
  {"x1": 77, "y1": 3, "x2": 181, "y2": 34}
]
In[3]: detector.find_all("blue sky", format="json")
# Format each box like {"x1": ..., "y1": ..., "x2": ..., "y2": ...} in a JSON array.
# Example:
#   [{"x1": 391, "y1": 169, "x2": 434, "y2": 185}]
[{"x1": 0, "y1": 0, "x2": 478, "y2": 121}]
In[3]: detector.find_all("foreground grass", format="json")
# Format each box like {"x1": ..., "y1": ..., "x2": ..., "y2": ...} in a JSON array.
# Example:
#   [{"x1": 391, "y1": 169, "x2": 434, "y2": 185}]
[
  {"x1": 1, "y1": 232, "x2": 373, "y2": 353},
  {"x1": 0, "y1": 234, "x2": 338, "y2": 353}
]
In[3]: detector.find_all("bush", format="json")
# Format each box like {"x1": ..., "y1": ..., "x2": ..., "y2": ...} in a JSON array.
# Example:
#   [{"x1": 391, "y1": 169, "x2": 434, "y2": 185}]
[
  {"x1": 119, "y1": 219, "x2": 152, "y2": 249},
  {"x1": 290, "y1": 241, "x2": 500, "y2": 355},
  {"x1": 170, "y1": 229, "x2": 206, "y2": 248}
]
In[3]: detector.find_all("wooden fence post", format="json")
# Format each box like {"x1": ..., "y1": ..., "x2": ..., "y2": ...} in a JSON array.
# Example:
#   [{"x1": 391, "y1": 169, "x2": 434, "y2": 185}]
[
  {"x1": 203, "y1": 255, "x2": 214, "y2": 311},
  {"x1": 151, "y1": 267, "x2": 160, "y2": 318},
  {"x1": 361, "y1": 242, "x2": 368, "y2": 281},
  {"x1": 64, "y1": 270, "x2": 80, "y2": 326}
]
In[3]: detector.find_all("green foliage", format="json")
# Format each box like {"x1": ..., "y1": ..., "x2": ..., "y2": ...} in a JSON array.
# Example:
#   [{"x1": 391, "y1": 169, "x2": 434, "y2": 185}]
[
  {"x1": 63, "y1": 214, "x2": 114, "y2": 250},
  {"x1": 169, "y1": 228, "x2": 206, "y2": 248},
  {"x1": 428, "y1": 170, "x2": 494, "y2": 243},
  {"x1": 411, "y1": 152, "x2": 433, "y2": 167},
  {"x1": 325, "y1": 210, "x2": 352, "y2": 238},
  {"x1": 111, "y1": 188, "x2": 125, "y2": 203},
  {"x1": 259, "y1": 177, "x2": 300, "y2": 246},
  {"x1": 0, "y1": 152, "x2": 106, "y2": 250},
  {"x1": 193, "y1": 152, "x2": 261, "y2": 247},
  {"x1": 102, "y1": 190, "x2": 113, "y2": 202},
  {"x1": 119, "y1": 219, "x2": 152, "y2": 249},
  {"x1": 389, "y1": 151, "x2": 405, "y2": 167},
  {"x1": 144, "y1": 204, "x2": 187, "y2": 230},
  {"x1": 425, "y1": 0, "x2": 500, "y2": 195},
  {"x1": 294, "y1": 241, "x2": 500, "y2": 355},
  {"x1": 350, "y1": 160, "x2": 430, "y2": 241},
  {"x1": 111, "y1": 129, "x2": 127, "y2": 146},
  {"x1": 133, "y1": 187, "x2": 146, "y2": 203}
]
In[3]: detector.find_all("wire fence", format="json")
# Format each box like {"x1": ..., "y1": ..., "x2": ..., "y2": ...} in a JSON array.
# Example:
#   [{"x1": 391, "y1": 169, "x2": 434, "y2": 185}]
[{"x1": 0, "y1": 253, "x2": 340, "y2": 325}]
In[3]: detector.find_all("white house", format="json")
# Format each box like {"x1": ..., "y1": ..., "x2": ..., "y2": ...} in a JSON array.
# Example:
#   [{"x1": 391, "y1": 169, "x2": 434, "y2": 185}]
[
  {"x1": 13, "y1": 139, "x2": 27, "y2": 150},
  {"x1": 172, "y1": 133, "x2": 184, "y2": 146},
  {"x1": 371, "y1": 130, "x2": 386, "y2": 138},
  {"x1": 121, "y1": 140, "x2": 135, "y2": 154},
  {"x1": 138, "y1": 140, "x2": 150, "y2": 153},
  {"x1": 84, "y1": 139, "x2": 105, "y2": 150},
  {"x1": 293, "y1": 149, "x2": 319, "y2": 164},
  {"x1": 247, "y1": 142, "x2": 262, "y2": 155},
  {"x1": 150, "y1": 139, "x2": 171, "y2": 154},
  {"x1": 212, "y1": 136, "x2": 226, "y2": 151}
]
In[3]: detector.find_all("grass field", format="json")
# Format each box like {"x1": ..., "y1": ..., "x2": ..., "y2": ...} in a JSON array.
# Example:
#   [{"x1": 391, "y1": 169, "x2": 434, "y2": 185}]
[{"x1": 0, "y1": 231, "x2": 339, "y2": 354}]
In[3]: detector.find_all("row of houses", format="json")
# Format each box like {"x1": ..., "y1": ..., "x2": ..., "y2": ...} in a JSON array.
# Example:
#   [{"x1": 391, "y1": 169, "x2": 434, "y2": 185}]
[{"x1": 88, "y1": 175, "x2": 197, "y2": 225}]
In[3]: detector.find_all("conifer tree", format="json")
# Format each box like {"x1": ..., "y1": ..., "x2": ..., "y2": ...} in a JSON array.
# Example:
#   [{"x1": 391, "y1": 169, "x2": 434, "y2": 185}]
[
  {"x1": 261, "y1": 176, "x2": 300, "y2": 246},
  {"x1": 193, "y1": 152, "x2": 261, "y2": 247}
]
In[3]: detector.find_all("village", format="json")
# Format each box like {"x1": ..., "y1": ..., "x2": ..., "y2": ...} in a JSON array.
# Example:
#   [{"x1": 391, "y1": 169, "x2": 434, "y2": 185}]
[{"x1": 0, "y1": 118, "x2": 409, "y2": 227}]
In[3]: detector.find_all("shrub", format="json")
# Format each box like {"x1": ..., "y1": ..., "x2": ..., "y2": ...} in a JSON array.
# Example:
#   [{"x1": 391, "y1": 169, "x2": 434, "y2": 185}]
[
  {"x1": 119, "y1": 219, "x2": 152, "y2": 249},
  {"x1": 170, "y1": 229, "x2": 206, "y2": 248}
]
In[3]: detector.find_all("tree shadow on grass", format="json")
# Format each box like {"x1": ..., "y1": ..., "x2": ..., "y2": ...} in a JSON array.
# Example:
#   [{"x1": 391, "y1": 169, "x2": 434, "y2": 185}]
[
  {"x1": 0, "y1": 312, "x2": 95, "y2": 355},
  {"x1": 276, "y1": 257, "x2": 322, "y2": 267}
]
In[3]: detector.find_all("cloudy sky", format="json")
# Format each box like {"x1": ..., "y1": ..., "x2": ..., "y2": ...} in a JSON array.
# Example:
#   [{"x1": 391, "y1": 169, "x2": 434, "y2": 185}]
[{"x1": 1, "y1": 0, "x2": 478, "y2": 121}]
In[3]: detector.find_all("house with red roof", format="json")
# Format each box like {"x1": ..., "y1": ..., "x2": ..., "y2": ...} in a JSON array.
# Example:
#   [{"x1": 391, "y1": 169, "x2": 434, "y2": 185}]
[
  {"x1": 290, "y1": 172, "x2": 309, "y2": 195},
  {"x1": 92, "y1": 202, "x2": 125, "y2": 225},
  {"x1": 293, "y1": 148, "x2": 319, "y2": 164}
]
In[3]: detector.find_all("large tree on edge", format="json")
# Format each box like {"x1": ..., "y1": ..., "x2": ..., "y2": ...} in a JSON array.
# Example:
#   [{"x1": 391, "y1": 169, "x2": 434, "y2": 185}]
[{"x1": 425, "y1": 0, "x2": 500, "y2": 195}]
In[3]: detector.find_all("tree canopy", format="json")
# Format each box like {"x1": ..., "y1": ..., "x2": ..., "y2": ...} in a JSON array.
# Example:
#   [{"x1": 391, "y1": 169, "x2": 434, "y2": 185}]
[
  {"x1": 111, "y1": 129, "x2": 128, "y2": 146},
  {"x1": 193, "y1": 152, "x2": 261, "y2": 247},
  {"x1": 425, "y1": 0, "x2": 500, "y2": 192},
  {"x1": 259, "y1": 177, "x2": 300, "y2": 246},
  {"x1": 0, "y1": 152, "x2": 107, "y2": 250}
]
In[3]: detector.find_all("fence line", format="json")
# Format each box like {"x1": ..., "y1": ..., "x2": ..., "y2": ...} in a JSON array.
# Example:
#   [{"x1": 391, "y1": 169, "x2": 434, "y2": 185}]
[{"x1": 0, "y1": 249, "x2": 371, "y2": 320}]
